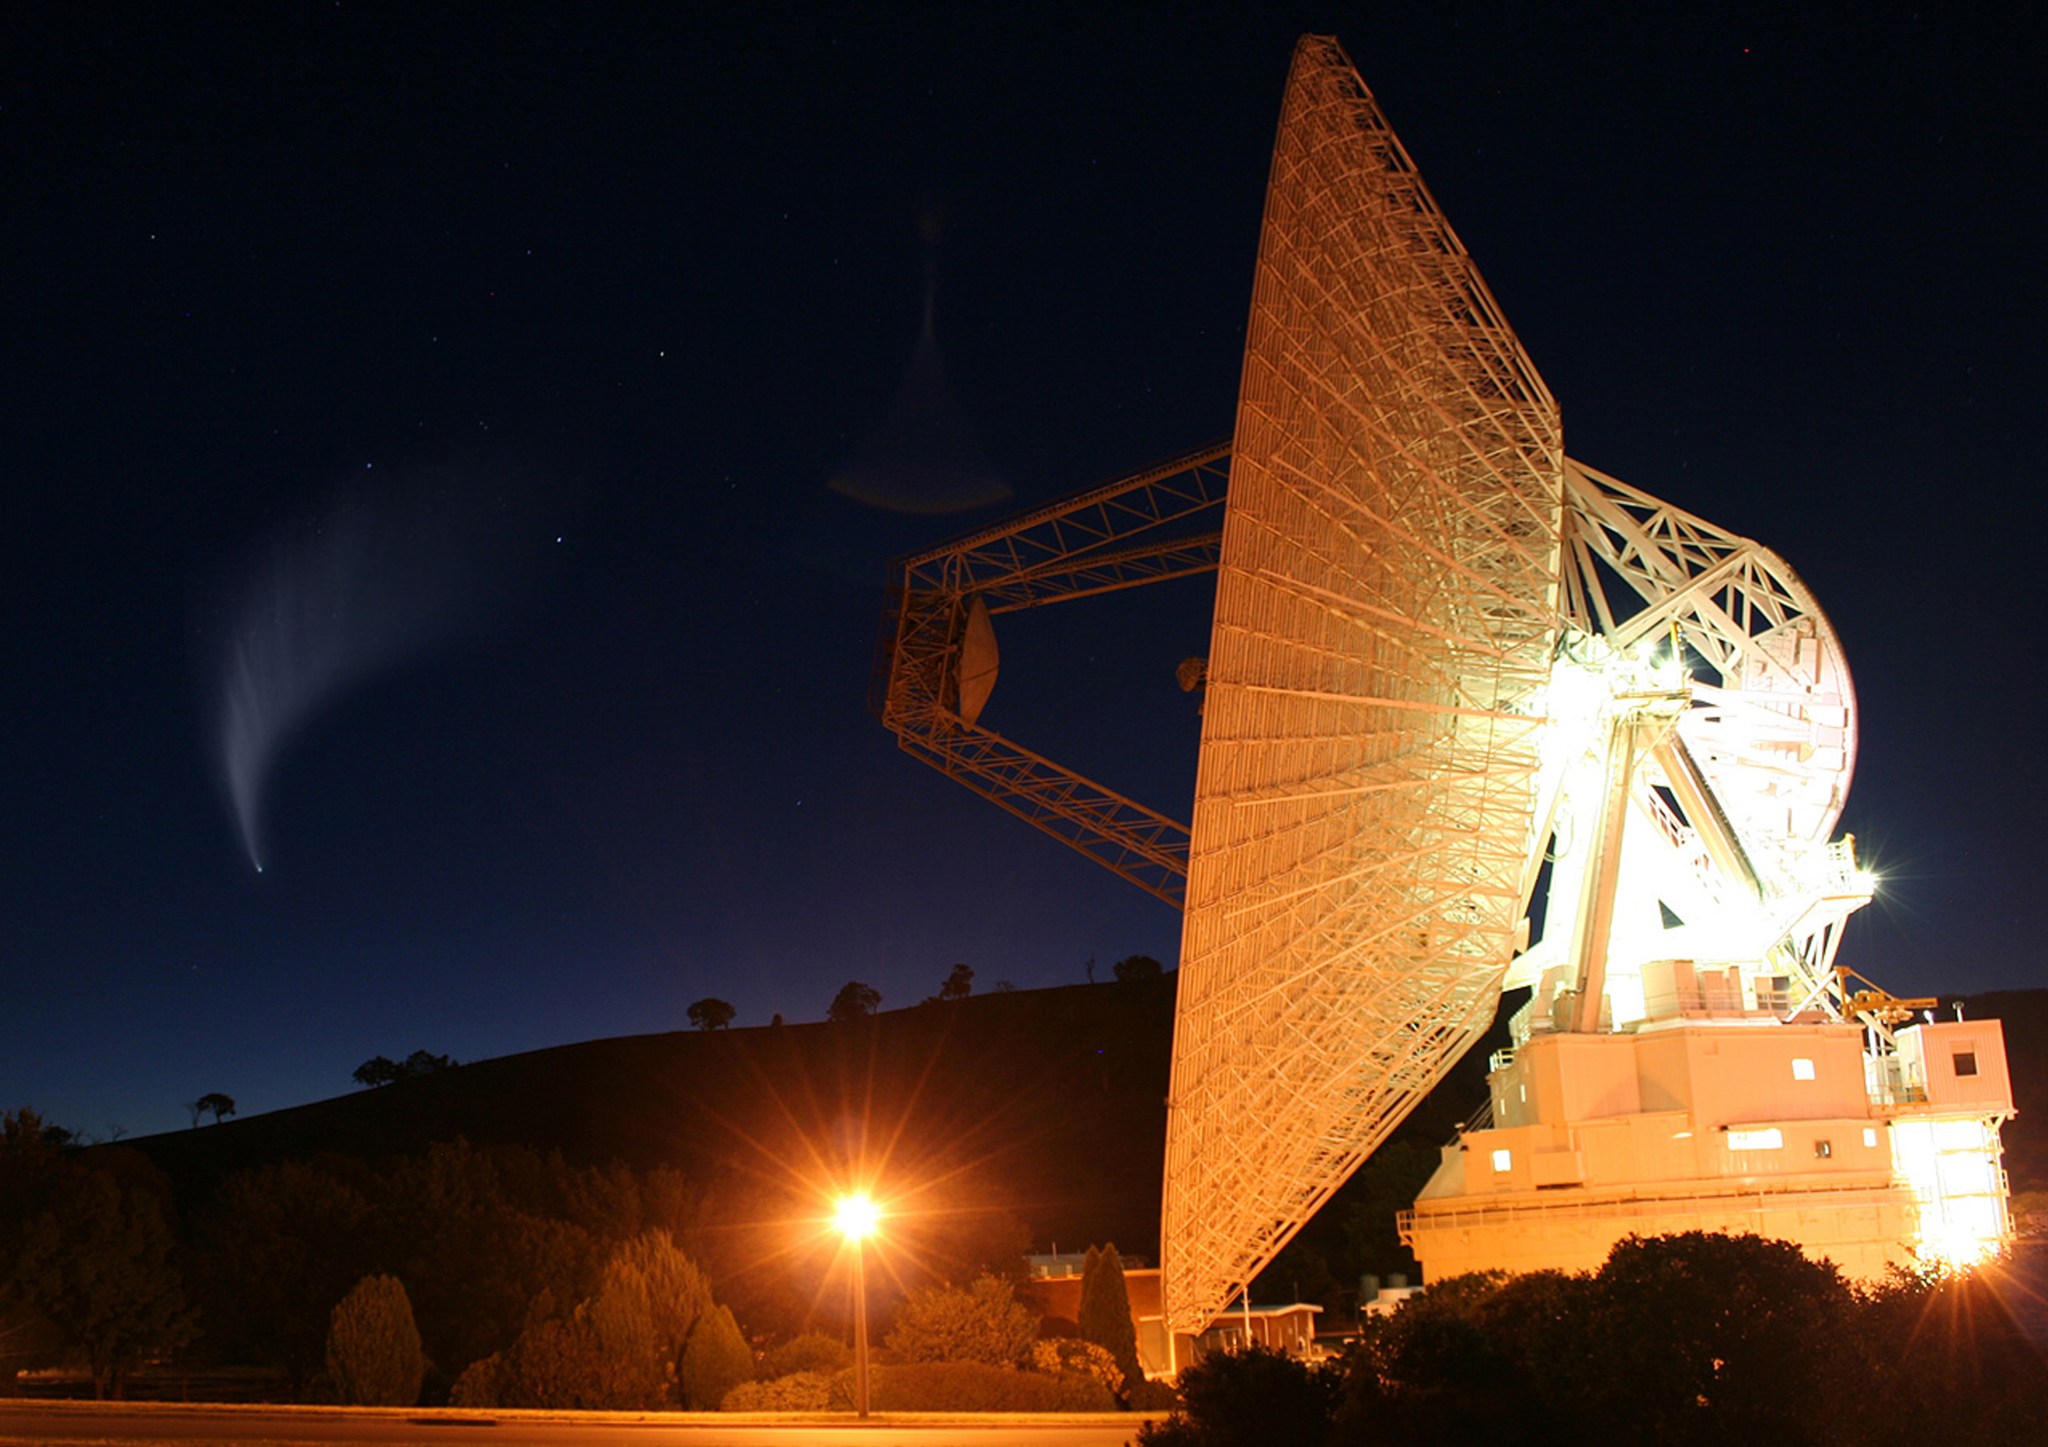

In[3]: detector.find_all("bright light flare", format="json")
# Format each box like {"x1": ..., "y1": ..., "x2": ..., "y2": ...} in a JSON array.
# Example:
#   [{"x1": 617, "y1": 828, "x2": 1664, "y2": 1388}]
[
  {"x1": 1918, "y1": 1228, "x2": 2003, "y2": 1275},
  {"x1": 834, "y1": 1192, "x2": 881, "y2": 1241},
  {"x1": 1894, "y1": 1116, "x2": 2011, "y2": 1273}
]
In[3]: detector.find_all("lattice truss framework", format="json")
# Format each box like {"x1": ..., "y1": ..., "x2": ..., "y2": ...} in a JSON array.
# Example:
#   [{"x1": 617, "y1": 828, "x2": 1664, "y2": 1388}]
[
  {"x1": 875, "y1": 35, "x2": 1864, "y2": 1341},
  {"x1": 1550, "y1": 458, "x2": 1861, "y2": 1016},
  {"x1": 1160, "y1": 36, "x2": 1564, "y2": 1336},
  {"x1": 1561, "y1": 458, "x2": 1855, "y2": 852},
  {"x1": 876, "y1": 443, "x2": 1230, "y2": 906}
]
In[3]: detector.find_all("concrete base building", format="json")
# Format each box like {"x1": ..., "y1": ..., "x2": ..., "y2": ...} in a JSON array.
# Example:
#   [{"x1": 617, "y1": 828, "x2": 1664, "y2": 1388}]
[{"x1": 1405, "y1": 977, "x2": 2014, "y2": 1281}]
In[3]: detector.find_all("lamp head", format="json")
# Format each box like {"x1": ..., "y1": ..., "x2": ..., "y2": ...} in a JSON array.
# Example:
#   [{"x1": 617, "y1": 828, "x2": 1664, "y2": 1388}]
[{"x1": 835, "y1": 1192, "x2": 881, "y2": 1242}]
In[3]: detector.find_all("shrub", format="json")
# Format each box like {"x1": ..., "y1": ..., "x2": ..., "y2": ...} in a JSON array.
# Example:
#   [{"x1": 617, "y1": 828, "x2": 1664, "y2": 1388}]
[
  {"x1": 1030, "y1": 1337, "x2": 1123, "y2": 1393},
  {"x1": 455, "y1": 1231, "x2": 711, "y2": 1409},
  {"x1": 682, "y1": 1304, "x2": 754, "y2": 1409},
  {"x1": 1139, "y1": 1346, "x2": 1334, "y2": 1447},
  {"x1": 449, "y1": 1353, "x2": 507, "y2": 1408},
  {"x1": 872, "y1": 1360, "x2": 1115, "y2": 1411},
  {"x1": 761, "y1": 1331, "x2": 851, "y2": 1379},
  {"x1": 721, "y1": 1369, "x2": 848, "y2": 1411},
  {"x1": 324, "y1": 1275, "x2": 425, "y2": 1407},
  {"x1": 1126, "y1": 1376, "x2": 1181, "y2": 1410},
  {"x1": 885, "y1": 1274, "x2": 1037, "y2": 1367}
]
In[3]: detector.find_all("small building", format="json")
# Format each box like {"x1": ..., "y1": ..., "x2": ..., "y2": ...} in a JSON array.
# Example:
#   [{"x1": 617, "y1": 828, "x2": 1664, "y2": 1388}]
[
  {"x1": 1020, "y1": 1252, "x2": 1323, "y2": 1377},
  {"x1": 1359, "y1": 1276, "x2": 1424, "y2": 1318},
  {"x1": 1144, "y1": 1300, "x2": 1324, "y2": 1371}
]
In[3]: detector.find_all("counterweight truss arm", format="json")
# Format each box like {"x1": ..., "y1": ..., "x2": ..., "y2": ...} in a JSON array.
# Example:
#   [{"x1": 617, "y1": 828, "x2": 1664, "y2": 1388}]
[
  {"x1": 898, "y1": 727, "x2": 1191, "y2": 906},
  {"x1": 877, "y1": 444, "x2": 1229, "y2": 900}
]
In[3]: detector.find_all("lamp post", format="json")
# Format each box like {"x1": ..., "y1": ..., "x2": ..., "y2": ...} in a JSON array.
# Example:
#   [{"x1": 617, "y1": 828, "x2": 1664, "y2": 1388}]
[{"x1": 834, "y1": 1193, "x2": 881, "y2": 1418}]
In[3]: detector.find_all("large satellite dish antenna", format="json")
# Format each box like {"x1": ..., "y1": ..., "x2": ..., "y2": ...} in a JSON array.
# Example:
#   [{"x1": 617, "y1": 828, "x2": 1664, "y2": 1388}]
[
  {"x1": 879, "y1": 33, "x2": 1993, "y2": 1345},
  {"x1": 1162, "y1": 35, "x2": 1564, "y2": 1337}
]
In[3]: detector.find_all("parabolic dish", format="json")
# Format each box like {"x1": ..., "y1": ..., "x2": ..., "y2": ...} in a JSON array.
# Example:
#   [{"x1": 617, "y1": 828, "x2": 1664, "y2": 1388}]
[{"x1": 1160, "y1": 36, "x2": 1566, "y2": 1335}]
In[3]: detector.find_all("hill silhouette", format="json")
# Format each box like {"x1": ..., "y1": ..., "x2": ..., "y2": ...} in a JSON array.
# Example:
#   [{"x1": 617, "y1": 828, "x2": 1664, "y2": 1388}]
[
  {"x1": 129, "y1": 980, "x2": 2046, "y2": 1260},
  {"x1": 130, "y1": 974, "x2": 1503, "y2": 1260}
]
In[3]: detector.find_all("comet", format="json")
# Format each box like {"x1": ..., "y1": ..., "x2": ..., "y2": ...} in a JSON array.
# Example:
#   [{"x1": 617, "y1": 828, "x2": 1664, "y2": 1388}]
[{"x1": 212, "y1": 472, "x2": 528, "y2": 872}]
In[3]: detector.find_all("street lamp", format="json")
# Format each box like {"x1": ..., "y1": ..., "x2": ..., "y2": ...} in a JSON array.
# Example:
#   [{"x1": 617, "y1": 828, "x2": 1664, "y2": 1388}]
[{"x1": 834, "y1": 1192, "x2": 881, "y2": 1418}]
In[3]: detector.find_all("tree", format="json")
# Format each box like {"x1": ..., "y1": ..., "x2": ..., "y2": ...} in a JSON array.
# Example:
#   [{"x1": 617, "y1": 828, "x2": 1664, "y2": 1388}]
[
  {"x1": 456, "y1": 1230, "x2": 712, "y2": 1410},
  {"x1": 1077, "y1": 1244, "x2": 1142, "y2": 1396},
  {"x1": 1577, "y1": 1232, "x2": 1847, "y2": 1444},
  {"x1": 7, "y1": 1157, "x2": 196, "y2": 1397},
  {"x1": 1112, "y1": 955, "x2": 1163, "y2": 983},
  {"x1": 325, "y1": 1274, "x2": 425, "y2": 1406},
  {"x1": 827, "y1": 980, "x2": 881, "y2": 1022},
  {"x1": 608, "y1": 1229, "x2": 713, "y2": 1370},
  {"x1": 1337, "y1": 1140, "x2": 1437, "y2": 1281},
  {"x1": 681, "y1": 1303, "x2": 753, "y2": 1409},
  {"x1": 885, "y1": 1275, "x2": 1037, "y2": 1368},
  {"x1": 195, "y1": 1159, "x2": 376, "y2": 1394},
  {"x1": 1335, "y1": 1270, "x2": 1522, "y2": 1444},
  {"x1": 352, "y1": 1056, "x2": 400, "y2": 1088},
  {"x1": 687, "y1": 997, "x2": 736, "y2": 1031},
  {"x1": 195, "y1": 1092, "x2": 236, "y2": 1124},
  {"x1": 353, "y1": 1052, "x2": 457, "y2": 1088},
  {"x1": 939, "y1": 964, "x2": 974, "y2": 1000}
]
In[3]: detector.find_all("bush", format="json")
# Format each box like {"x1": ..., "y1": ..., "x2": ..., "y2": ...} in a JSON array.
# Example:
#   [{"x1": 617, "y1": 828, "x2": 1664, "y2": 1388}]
[
  {"x1": 682, "y1": 1304, "x2": 754, "y2": 1409},
  {"x1": 1848, "y1": 1267, "x2": 2048, "y2": 1442},
  {"x1": 885, "y1": 1274, "x2": 1038, "y2": 1367},
  {"x1": 449, "y1": 1232, "x2": 711, "y2": 1409},
  {"x1": 872, "y1": 1360, "x2": 1115, "y2": 1411},
  {"x1": 1126, "y1": 1376, "x2": 1181, "y2": 1410},
  {"x1": 449, "y1": 1353, "x2": 507, "y2": 1409},
  {"x1": 761, "y1": 1331, "x2": 850, "y2": 1379},
  {"x1": 1140, "y1": 1346, "x2": 1335, "y2": 1447},
  {"x1": 721, "y1": 1369, "x2": 848, "y2": 1411},
  {"x1": 1325, "y1": 1234, "x2": 1952, "y2": 1447},
  {"x1": 324, "y1": 1275, "x2": 425, "y2": 1407},
  {"x1": 1030, "y1": 1337, "x2": 1123, "y2": 1393}
]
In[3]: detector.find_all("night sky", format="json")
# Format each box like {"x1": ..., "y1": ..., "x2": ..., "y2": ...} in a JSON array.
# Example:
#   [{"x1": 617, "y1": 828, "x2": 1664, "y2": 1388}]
[{"x1": 5, "y1": 3, "x2": 2041, "y2": 1142}]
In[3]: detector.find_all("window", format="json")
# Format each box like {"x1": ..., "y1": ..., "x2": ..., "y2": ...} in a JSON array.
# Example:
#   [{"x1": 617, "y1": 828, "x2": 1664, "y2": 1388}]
[
  {"x1": 1953, "y1": 1051, "x2": 1979, "y2": 1077},
  {"x1": 1727, "y1": 1128, "x2": 1784, "y2": 1151},
  {"x1": 1813, "y1": 1139, "x2": 1832, "y2": 1159},
  {"x1": 1491, "y1": 1148, "x2": 1513, "y2": 1173},
  {"x1": 1791, "y1": 1057, "x2": 1816, "y2": 1081}
]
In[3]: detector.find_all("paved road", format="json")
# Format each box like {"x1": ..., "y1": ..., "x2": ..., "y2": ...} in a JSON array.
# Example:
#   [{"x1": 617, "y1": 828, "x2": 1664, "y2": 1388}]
[{"x1": 0, "y1": 1403, "x2": 1150, "y2": 1447}]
